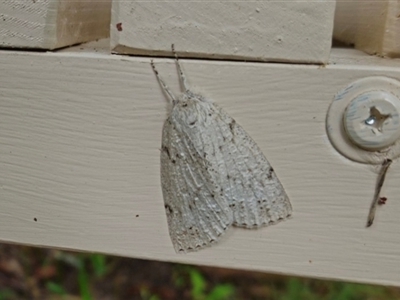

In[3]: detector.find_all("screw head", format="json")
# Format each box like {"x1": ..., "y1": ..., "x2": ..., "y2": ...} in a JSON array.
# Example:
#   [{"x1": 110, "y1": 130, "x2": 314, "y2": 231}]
[
  {"x1": 327, "y1": 76, "x2": 400, "y2": 164},
  {"x1": 343, "y1": 91, "x2": 400, "y2": 150}
]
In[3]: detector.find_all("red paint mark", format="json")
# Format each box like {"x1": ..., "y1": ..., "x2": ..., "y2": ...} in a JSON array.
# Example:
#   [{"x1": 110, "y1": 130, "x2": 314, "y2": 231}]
[
  {"x1": 378, "y1": 197, "x2": 387, "y2": 205},
  {"x1": 116, "y1": 23, "x2": 123, "y2": 32}
]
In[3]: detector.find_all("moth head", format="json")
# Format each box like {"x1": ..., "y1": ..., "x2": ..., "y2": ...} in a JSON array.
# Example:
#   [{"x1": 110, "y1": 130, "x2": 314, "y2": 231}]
[{"x1": 172, "y1": 92, "x2": 208, "y2": 128}]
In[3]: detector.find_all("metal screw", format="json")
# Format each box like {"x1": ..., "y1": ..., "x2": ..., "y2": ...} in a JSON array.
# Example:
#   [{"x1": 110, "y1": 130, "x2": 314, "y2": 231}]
[{"x1": 343, "y1": 90, "x2": 400, "y2": 150}]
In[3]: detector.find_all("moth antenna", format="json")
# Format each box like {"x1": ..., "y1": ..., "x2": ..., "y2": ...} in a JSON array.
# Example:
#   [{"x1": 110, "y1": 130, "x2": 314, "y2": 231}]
[
  {"x1": 172, "y1": 44, "x2": 190, "y2": 92},
  {"x1": 151, "y1": 59, "x2": 177, "y2": 104}
]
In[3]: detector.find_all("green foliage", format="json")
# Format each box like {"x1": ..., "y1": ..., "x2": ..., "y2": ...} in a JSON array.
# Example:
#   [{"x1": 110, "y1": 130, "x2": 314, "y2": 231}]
[
  {"x1": 78, "y1": 255, "x2": 92, "y2": 300},
  {"x1": 189, "y1": 268, "x2": 207, "y2": 299},
  {"x1": 271, "y1": 277, "x2": 395, "y2": 300},
  {"x1": 178, "y1": 267, "x2": 235, "y2": 300},
  {"x1": 7, "y1": 245, "x2": 399, "y2": 300},
  {"x1": 207, "y1": 284, "x2": 235, "y2": 300},
  {"x1": 46, "y1": 281, "x2": 67, "y2": 296},
  {"x1": 327, "y1": 281, "x2": 391, "y2": 300},
  {"x1": 173, "y1": 269, "x2": 185, "y2": 288},
  {"x1": 51, "y1": 252, "x2": 109, "y2": 300},
  {"x1": 0, "y1": 289, "x2": 17, "y2": 300},
  {"x1": 140, "y1": 286, "x2": 161, "y2": 300},
  {"x1": 89, "y1": 254, "x2": 107, "y2": 278},
  {"x1": 279, "y1": 278, "x2": 318, "y2": 300}
]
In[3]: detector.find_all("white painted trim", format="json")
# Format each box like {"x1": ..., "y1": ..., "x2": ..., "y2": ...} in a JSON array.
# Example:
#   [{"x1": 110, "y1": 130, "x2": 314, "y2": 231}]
[{"x1": 1, "y1": 42, "x2": 400, "y2": 286}]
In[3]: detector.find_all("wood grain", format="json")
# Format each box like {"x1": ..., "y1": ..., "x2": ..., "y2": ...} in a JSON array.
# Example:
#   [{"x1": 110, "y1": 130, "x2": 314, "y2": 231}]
[{"x1": 1, "y1": 43, "x2": 400, "y2": 286}]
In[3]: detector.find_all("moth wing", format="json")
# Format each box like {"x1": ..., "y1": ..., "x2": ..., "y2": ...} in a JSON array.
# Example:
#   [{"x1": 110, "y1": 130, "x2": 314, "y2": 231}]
[
  {"x1": 211, "y1": 105, "x2": 292, "y2": 228},
  {"x1": 161, "y1": 118, "x2": 233, "y2": 253}
]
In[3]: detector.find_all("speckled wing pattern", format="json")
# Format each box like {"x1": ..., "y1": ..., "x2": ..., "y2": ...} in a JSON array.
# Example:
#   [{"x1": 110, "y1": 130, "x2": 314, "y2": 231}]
[
  {"x1": 152, "y1": 47, "x2": 292, "y2": 253},
  {"x1": 160, "y1": 101, "x2": 292, "y2": 253},
  {"x1": 161, "y1": 117, "x2": 233, "y2": 253},
  {"x1": 212, "y1": 104, "x2": 292, "y2": 228}
]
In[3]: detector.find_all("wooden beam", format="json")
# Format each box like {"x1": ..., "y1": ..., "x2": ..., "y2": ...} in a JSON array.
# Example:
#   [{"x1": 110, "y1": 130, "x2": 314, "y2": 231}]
[
  {"x1": 0, "y1": 0, "x2": 111, "y2": 49},
  {"x1": 111, "y1": 1, "x2": 336, "y2": 63},
  {"x1": 1, "y1": 41, "x2": 400, "y2": 286}
]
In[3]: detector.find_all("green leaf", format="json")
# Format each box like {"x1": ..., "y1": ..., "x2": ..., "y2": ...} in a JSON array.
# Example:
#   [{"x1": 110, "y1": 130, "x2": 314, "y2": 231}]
[
  {"x1": 189, "y1": 268, "x2": 207, "y2": 299},
  {"x1": 281, "y1": 278, "x2": 316, "y2": 300},
  {"x1": 90, "y1": 254, "x2": 107, "y2": 278},
  {"x1": 78, "y1": 256, "x2": 92, "y2": 300},
  {"x1": 206, "y1": 284, "x2": 235, "y2": 300}
]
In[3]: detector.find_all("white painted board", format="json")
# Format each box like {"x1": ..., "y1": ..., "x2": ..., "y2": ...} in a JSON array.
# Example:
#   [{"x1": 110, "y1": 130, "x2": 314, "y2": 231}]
[
  {"x1": 334, "y1": 0, "x2": 400, "y2": 58},
  {"x1": 111, "y1": 0, "x2": 336, "y2": 64},
  {"x1": 1, "y1": 42, "x2": 400, "y2": 286},
  {"x1": 0, "y1": 0, "x2": 111, "y2": 49}
]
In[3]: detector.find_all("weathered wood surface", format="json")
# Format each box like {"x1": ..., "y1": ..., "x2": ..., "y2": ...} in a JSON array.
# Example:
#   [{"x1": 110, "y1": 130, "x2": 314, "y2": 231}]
[
  {"x1": 1, "y1": 41, "x2": 400, "y2": 286},
  {"x1": 111, "y1": 0, "x2": 335, "y2": 63}
]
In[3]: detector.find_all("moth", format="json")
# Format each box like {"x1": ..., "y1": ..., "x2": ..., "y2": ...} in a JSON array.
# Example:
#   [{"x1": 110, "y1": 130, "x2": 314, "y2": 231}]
[{"x1": 152, "y1": 45, "x2": 292, "y2": 253}]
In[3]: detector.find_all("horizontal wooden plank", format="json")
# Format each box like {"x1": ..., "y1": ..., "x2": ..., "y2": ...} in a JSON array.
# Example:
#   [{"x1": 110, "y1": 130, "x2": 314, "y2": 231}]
[
  {"x1": 0, "y1": 0, "x2": 111, "y2": 49},
  {"x1": 1, "y1": 42, "x2": 400, "y2": 286},
  {"x1": 111, "y1": 0, "x2": 335, "y2": 63}
]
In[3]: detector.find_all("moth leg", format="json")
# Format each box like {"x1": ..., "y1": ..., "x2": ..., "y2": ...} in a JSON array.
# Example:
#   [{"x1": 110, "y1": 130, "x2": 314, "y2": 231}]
[
  {"x1": 171, "y1": 44, "x2": 190, "y2": 92},
  {"x1": 151, "y1": 59, "x2": 177, "y2": 104}
]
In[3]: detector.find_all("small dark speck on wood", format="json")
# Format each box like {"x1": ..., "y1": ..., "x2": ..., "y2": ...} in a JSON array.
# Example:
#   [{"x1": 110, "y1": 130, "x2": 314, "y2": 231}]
[
  {"x1": 367, "y1": 159, "x2": 392, "y2": 227},
  {"x1": 378, "y1": 197, "x2": 387, "y2": 205},
  {"x1": 116, "y1": 23, "x2": 123, "y2": 31}
]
